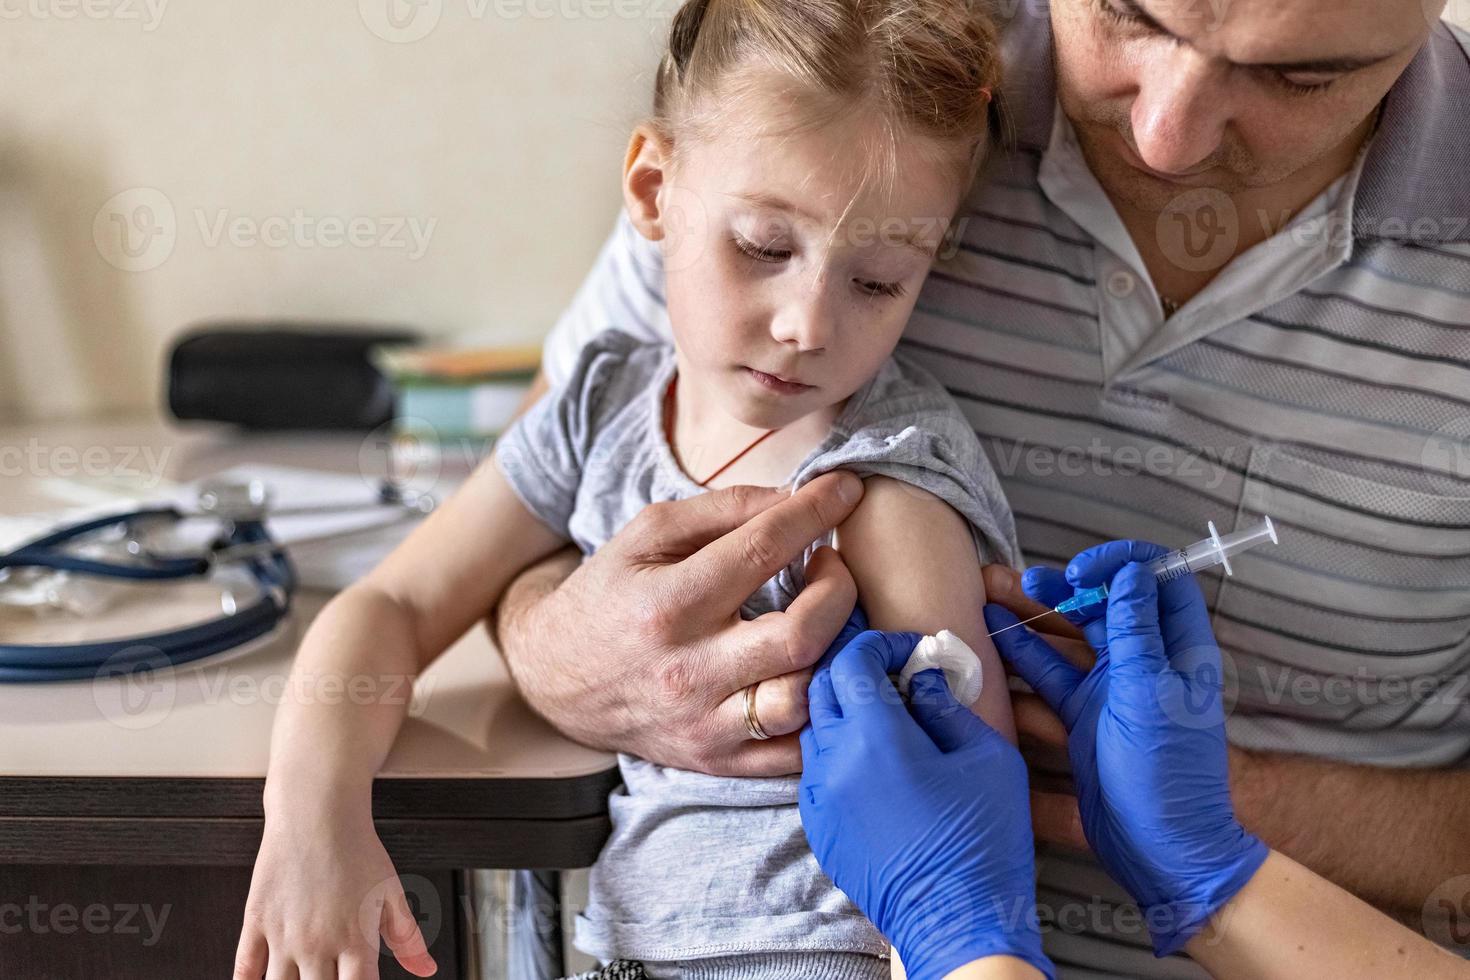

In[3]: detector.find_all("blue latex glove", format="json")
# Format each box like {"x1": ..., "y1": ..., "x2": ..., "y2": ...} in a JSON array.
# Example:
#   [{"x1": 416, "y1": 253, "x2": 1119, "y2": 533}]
[
  {"x1": 984, "y1": 541, "x2": 1269, "y2": 957},
  {"x1": 800, "y1": 628, "x2": 1054, "y2": 980}
]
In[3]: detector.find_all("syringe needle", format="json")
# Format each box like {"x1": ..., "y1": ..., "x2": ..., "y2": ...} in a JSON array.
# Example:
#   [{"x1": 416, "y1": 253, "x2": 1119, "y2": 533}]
[{"x1": 986, "y1": 609, "x2": 1057, "y2": 637}]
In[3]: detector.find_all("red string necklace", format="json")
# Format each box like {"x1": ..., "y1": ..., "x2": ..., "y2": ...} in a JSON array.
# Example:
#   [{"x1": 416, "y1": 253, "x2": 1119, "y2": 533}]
[{"x1": 663, "y1": 372, "x2": 781, "y2": 487}]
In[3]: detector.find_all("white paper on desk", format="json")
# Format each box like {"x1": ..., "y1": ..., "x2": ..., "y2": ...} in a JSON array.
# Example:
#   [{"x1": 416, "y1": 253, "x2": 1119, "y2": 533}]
[{"x1": 179, "y1": 464, "x2": 435, "y2": 591}]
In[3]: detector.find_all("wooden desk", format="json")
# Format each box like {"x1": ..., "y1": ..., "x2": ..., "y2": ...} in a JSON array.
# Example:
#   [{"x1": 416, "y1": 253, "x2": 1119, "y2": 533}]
[{"x1": 0, "y1": 418, "x2": 619, "y2": 979}]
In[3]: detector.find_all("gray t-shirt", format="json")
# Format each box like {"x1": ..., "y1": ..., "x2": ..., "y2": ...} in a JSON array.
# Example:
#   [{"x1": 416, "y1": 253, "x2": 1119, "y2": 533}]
[{"x1": 494, "y1": 327, "x2": 1019, "y2": 965}]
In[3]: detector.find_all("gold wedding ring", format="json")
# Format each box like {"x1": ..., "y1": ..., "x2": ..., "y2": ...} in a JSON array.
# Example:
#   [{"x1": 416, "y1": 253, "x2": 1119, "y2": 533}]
[{"x1": 743, "y1": 683, "x2": 771, "y2": 741}]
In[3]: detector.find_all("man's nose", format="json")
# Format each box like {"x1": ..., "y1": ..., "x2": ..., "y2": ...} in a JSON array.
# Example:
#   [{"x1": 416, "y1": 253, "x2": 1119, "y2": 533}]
[{"x1": 1130, "y1": 47, "x2": 1230, "y2": 175}]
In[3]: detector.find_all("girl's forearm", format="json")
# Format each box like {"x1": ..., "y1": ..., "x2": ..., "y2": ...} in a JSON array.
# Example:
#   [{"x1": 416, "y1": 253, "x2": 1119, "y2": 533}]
[
  {"x1": 262, "y1": 585, "x2": 424, "y2": 818},
  {"x1": 1185, "y1": 850, "x2": 1468, "y2": 979}
]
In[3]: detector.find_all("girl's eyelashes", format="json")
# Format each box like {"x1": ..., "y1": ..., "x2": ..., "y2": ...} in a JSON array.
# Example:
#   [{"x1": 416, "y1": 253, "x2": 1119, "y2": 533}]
[
  {"x1": 856, "y1": 278, "x2": 905, "y2": 298},
  {"x1": 732, "y1": 231, "x2": 906, "y2": 297},
  {"x1": 732, "y1": 233, "x2": 791, "y2": 263}
]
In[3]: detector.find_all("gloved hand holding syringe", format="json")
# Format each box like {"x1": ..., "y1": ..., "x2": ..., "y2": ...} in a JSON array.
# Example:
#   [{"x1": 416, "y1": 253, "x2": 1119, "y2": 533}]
[{"x1": 987, "y1": 515, "x2": 1279, "y2": 637}]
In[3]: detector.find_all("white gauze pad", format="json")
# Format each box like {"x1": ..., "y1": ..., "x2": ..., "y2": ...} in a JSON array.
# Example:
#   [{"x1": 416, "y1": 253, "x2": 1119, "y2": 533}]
[{"x1": 897, "y1": 629, "x2": 983, "y2": 706}]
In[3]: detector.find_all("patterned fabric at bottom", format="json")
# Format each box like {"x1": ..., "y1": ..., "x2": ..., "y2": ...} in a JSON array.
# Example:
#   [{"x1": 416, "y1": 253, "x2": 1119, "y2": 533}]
[{"x1": 565, "y1": 961, "x2": 648, "y2": 980}]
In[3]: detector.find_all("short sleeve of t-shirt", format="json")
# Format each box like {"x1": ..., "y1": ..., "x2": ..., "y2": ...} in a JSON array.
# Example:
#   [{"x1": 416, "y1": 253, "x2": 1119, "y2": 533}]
[
  {"x1": 493, "y1": 327, "x2": 657, "y2": 539},
  {"x1": 790, "y1": 353, "x2": 1020, "y2": 570}
]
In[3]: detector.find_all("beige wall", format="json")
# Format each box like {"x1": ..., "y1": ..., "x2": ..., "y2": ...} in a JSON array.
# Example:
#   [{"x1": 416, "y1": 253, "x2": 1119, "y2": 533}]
[
  {"x1": 2, "y1": 6, "x2": 1466, "y2": 424},
  {"x1": 0, "y1": 0, "x2": 667, "y2": 423}
]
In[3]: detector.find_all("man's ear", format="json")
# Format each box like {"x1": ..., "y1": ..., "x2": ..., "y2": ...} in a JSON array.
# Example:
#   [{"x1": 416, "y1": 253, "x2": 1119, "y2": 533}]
[{"x1": 622, "y1": 124, "x2": 672, "y2": 243}]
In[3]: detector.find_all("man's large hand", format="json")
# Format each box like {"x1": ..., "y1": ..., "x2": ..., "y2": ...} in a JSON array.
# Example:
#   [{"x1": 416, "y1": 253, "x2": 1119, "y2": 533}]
[{"x1": 495, "y1": 471, "x2": 864, "y2": 777}]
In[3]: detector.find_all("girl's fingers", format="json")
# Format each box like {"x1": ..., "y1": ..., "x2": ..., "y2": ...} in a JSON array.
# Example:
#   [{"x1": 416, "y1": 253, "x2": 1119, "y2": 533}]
[
  {"x1": 380, "y1": 887, "x2": 436, "y2": 978},
  {"x1": 336, "y1": 950, "x2": 379, "y2": 980},
  {"x1": 298, "y1": 959, "x2": 338, "y2": 980},
  {"x1": 265, "y1": 954, "x2": 300, "y2": 980},
  {"x1": 233, "y1": 925, "x2": 269, "y2": 980}
]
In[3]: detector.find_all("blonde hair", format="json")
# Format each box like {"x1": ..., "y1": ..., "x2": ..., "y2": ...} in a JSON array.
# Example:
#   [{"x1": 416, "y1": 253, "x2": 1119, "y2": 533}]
[{"x1": 651, "y1": 0, "x2": 1002, "y2": 188}]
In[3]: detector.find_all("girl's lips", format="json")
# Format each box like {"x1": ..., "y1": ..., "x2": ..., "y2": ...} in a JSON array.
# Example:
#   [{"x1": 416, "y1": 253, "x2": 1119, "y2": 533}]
[{"x1": 744, "y1": 367, "x2": 812, "y2": 395}]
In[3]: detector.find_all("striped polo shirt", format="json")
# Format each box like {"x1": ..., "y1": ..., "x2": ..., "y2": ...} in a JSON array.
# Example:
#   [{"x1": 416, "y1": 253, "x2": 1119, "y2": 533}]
[{"x1": 541, "y1": 10, "x2": 1470, "y2": 977}]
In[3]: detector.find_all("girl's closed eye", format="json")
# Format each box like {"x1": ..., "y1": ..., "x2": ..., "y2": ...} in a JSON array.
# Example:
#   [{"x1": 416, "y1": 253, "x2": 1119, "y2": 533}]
[
  {"x1": 856, "y1": 277, "x2": 905, "y2": 298},
  {"x1": 734, "y1": 232, "x2": 907, "y2": 298},
  {"x1": 732, "y1": 233, "x2": 792, "y2": 263}
]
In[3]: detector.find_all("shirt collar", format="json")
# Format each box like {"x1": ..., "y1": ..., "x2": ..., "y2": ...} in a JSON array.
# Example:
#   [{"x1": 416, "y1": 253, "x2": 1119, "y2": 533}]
[
  {"x1": 997, "y1": 7, "x2": 1470, "y2": 244},
  {"x1": 1353, "y1": 23, "x2": 1470, "y2": 243}
]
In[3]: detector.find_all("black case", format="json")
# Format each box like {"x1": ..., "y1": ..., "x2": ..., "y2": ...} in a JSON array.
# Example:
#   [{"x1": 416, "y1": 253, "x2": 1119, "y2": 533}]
[{"x1": 166, "y1": 323, "x2": 421, "y2": 431}]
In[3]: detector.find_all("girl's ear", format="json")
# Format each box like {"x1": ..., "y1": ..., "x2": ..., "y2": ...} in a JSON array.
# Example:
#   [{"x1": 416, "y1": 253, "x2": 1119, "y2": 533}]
[{"x1": 622, "y1": 124, "x2": 672, "y2": 243}]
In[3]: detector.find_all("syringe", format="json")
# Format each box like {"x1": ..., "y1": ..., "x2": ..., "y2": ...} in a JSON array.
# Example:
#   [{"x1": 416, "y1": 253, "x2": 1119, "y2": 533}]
[{"x1": 988, "y1": 516, "x2": 1279, "y2": 637}]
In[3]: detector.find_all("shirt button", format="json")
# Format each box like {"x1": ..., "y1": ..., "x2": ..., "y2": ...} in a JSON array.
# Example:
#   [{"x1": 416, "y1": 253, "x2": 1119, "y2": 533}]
[{"x1": 1106, "y1": 270, "x2": 1136, "y2": 298}]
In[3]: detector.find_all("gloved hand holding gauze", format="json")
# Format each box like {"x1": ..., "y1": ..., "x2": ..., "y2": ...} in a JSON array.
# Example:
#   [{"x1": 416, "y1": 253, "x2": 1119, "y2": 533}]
[{"x1": 896, "y1": 629, "x2": 983, "y2": 705}]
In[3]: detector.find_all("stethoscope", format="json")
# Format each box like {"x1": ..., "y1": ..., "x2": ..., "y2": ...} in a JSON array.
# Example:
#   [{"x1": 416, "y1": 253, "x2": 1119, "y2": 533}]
[{"x1": 0, "y1": 478, "x2": 436, "y2": 683}]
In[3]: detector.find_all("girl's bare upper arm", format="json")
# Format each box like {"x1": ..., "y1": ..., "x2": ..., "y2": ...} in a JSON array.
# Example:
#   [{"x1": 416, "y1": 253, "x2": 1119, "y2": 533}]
[
  {"x1": 835, "y1": 475, "x2": 1017, "y2": 742},
  {"x1": 361, "y1": 370, "x2": 571, "y2": 666}
]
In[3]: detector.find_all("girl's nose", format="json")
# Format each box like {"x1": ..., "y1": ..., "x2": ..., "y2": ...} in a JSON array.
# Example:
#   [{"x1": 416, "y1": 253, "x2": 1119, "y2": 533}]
[
  {"x1": 769, "y1": 277, "x2": 835, "y2": 353},
  {"x1": 1130, "y1": 46, "x2": 1230, "y2": 176}
]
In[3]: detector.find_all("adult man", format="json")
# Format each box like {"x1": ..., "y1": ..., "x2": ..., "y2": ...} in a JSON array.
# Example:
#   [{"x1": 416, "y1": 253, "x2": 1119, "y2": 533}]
[{"x1": 494, "y1": 0, "x2": 1470, "y2": 973}]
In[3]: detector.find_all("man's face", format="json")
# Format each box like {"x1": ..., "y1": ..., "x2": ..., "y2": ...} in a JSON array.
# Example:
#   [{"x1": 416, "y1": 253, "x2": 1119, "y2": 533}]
[{"x1": 1051, "y1": 0, "x2": 1441, "y2": 212}]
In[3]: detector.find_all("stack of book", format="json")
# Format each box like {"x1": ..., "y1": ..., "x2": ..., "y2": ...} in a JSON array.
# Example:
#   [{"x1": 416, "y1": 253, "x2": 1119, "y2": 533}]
[{"x1": 371, "y1": 343, "x2": 542, "y2": 471}]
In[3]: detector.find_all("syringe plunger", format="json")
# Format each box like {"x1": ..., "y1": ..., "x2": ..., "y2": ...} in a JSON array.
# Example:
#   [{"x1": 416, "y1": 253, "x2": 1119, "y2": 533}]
[{"x1": 1147, "y1": 516, "x2": 1278, "y2": 583}]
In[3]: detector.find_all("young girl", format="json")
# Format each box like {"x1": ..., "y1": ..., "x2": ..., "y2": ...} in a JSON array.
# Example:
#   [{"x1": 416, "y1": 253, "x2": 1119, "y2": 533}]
[{"x1": 235, "y1": 2, "x2": 1016, "y2": 978}]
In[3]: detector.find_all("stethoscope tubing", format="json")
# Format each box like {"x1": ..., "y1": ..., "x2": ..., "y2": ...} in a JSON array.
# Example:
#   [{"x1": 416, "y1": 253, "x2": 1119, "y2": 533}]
[{"x1": 0, "y1": 512, "x2": 296, "y2": 682}]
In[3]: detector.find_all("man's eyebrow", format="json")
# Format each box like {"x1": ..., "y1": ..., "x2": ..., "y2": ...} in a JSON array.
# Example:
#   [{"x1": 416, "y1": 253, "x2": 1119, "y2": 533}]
[{"x1": 1116, "y1": 0, "x2": 1402, "y2": 73}]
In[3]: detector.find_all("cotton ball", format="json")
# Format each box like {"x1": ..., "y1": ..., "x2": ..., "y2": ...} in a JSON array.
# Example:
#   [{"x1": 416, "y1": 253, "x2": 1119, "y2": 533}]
[{"x1": 897, "y1": 630, "x2": 983, "y2": 706}]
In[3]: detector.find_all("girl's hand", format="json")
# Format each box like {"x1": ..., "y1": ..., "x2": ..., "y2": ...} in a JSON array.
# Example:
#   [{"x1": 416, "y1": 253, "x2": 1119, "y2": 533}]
[{"x1": 233, "y1": 800, "x2": 437, "y2": 979}]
